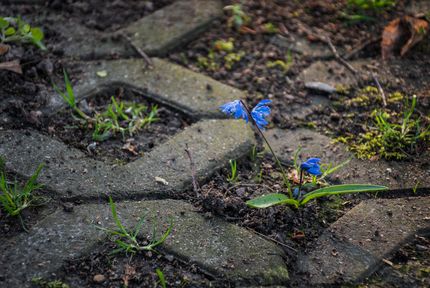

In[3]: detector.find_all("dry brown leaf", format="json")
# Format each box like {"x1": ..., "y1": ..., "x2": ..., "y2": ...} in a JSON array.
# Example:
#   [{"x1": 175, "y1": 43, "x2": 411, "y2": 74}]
[
  {"x1": 401, "y1": 16, "x2": 429, "y2": 56},
  {"x1": 381, "y1": 16, "x2": 429, "y2": 60},
  {"x1": 0, "y1": 44, "x2": 10, "y2": 56},
  {"x1": 0, "y1": 60, "x2": 22, "y2": 74},
  {"x1": 122, "y1": 264, "x2": 136, "y2": 287}
]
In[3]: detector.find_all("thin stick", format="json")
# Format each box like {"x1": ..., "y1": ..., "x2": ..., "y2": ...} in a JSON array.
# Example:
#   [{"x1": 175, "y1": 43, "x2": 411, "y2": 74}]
[
  {"x1": 372, "y1": 72, "x2": 387, "y2": 107},
  {"x1": 326, "y1": 37, "x2": 358, "y2": 75},
  {"x1": 239, "y1": 100, "x2": 292, "y2": 198},
  {"x1": 123, "y1": 35, "x2": 153, "y2": 68},
  {"x1": 245, "y1": 227, "x2": 297, "y2": 252},
  {"x1": 184, "y1": 144, "x2": 200, "y2": 196}
]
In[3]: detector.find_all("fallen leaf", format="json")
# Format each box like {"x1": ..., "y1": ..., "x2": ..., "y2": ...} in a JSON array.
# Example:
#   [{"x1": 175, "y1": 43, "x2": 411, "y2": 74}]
[
  {"x1": 122, "y1": 142, "x2": 138, "y2": 155},
  {"x1": 0, "y1": 60, "x2": 22, "y2": 74},
  {"x1": 291, "y1": 231, "x2": 305, "y2": 240},
  {"x1": 155, "y1": 176, "x2": 169, "y2": 185},
  {"x1": 0, "y1": 44, "x2": 9, "y2": 56},
  {"x1": 239, "y1": 25, "x2": 257, "y2": 34},
  {"x1": 381, "y1": 16, "x2": 429, "y2": 60}
]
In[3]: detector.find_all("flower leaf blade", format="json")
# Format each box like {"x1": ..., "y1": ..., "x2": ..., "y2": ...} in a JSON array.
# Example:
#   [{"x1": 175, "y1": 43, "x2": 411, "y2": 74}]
[
  {"x1": 246, "y1": 193, "x2": 299, "y2": 208},
  {"x1": 300, "y1": 184, "x2": 388, "y2": 205}
]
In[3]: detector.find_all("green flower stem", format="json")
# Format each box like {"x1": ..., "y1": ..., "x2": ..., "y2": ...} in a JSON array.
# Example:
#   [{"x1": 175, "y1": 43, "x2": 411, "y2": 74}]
[{"x1": 240, "y1": 100, "x2": 293, "y2": 198}]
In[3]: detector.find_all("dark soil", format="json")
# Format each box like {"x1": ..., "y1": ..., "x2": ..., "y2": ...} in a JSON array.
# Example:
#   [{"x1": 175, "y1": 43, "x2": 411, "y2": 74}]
[
  {"x1": 62, "y1": 242, "x2": 219, "y2": 288},
  {"x1": 41, "y1": 88, "x2": 192, "y2": 163}
]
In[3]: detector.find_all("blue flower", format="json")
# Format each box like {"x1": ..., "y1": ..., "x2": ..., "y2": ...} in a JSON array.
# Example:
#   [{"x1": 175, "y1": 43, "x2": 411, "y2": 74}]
[
  {"x1": 220, "y1": 100, "x2": 248, "y2": 122},
  {"x1": 300, "y1": 158, "x2": 322, "y2": 176},
  {"x1": 220, "y1": 99, "x2": 272, "y2": 130},
  {"x1": 251, "y1": 99, "x2": 272, "y2": 130}
]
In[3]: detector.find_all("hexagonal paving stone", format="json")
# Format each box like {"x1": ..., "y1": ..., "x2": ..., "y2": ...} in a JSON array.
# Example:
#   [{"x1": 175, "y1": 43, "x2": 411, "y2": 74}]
[
  {"x1": 119, "y1": 0, "x2": 223, "y2": 56},
  {"x1": 0, "y1": 119, "x2": 255, "y2": 200},
  {"x1": 45, "y1": 58, "x2": 246, "y2": 119},
  {"x1": 297, "y1": 196, "x2": 430, "y2": 285},
  {"x1": 0, "y1": 199, "x2": 289, "y2": 287}
]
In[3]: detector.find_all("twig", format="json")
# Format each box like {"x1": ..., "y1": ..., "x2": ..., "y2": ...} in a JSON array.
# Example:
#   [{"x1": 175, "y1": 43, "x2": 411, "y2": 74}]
[
  {"x1": 325, "y1": 36, "x2": 359, "y2": 75},
  {"x1": 372, "y1": 72, "x2": 387, "y2": 107},
  {"x1": 123, "y1": 35, "x2": 153, "y2": 68},
  {"x1": 344, "y1": 36, "x2": 381, "y2": 60},
  {"x1": 184, "y1": 144, "x2": 200, "y2": 196},
  {"x1": 245, "y1": 227, "x2": 297, "y2": 252}
]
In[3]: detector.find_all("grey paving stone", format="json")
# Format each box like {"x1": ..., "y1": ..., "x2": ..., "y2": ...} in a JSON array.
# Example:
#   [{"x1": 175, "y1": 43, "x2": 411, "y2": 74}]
[
  {"x1": 0, "y1": 199, "x2": 289, "y2": 287},
  {"x1": 299, "y1": 60, "x2": 359, "y2": 87},
  {"x1": 264, "y1": 128, "x2": 430, "y2": 190},
  {"x1": 119, "y1": 0, "x2": 222, "y2": 56},
  {"x1": 271, "y1": 35, "x2": 332, "y2": 59},
  {"x1": 45, "y1": 58, "x2": 246, "y2": 118},
  {"x1": 52, "y1": 18, "x2": 134, "y2": 60},
  {"x1": 298, "y1": 197, "x2": 430, "y2": 285},
  {"x1": 0, "y1": 119, "x2": 255, "y2": 200},
  {"x1": 0, "y1": 129, "x2": 111, "y2": 200},
  {"x1": 118, "y1": 119, "x2": 256, "y2": 198}
]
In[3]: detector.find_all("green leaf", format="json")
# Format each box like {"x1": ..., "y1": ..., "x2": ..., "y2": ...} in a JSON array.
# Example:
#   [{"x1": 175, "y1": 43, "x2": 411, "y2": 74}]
[
  {"x1": 5, "y1": 27, "x2": 16, "y2": 36},
  {"x1": 30, "y1": 27, "x2": 44, "y2": 41},
  {"x1": 156, "y1": 268, "x2": 167, "y2": 288},
  {"x1": 246, "y1": 193, "x2": 299, "y2": 208},
  {"x1": 0, "y1": 18, "x2": 9, "y2": 29},
  {"x1": 22, "y1": 24, "x2": 30, "y2": 34},
  {"x1": 300, "y1": 184, "x2": 388, "y2": 205}
]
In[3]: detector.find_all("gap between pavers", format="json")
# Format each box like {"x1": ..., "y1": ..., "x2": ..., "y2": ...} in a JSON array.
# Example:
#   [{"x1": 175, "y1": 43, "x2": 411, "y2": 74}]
[
  {"x1": 44, "y1": 58, "x2": 246, "y2": 119},
  {"x1": 297, "y1": 196, "x2": 430, "y2": 285},
  {"x1": 118, "y1": 0, "x2": 223, "y2": 57},
  {"x1": 0, "y1": 119, "x2": 255, "y2": 200},
  {"x1": 264, "y1": 128, "x2": 430, "y2": 191},
  {"x1": 0, "y1": 199, "x2": 289, "y2": 287}
]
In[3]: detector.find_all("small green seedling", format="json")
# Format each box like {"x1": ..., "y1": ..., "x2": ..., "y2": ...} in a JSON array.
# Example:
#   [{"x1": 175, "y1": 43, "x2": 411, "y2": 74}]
[
  {"x1": 54, "y1": 71, "x2": 159, "y2": 142},
  {"x1": 52, "y1": 70, "x2": 90, "y2": 120},
  {"x1": 227, "y1": 159, "x2": 238, "y2": 183},
  {"x1": 156, "y1": 268, "x2": 167, "y2": 288},
  {"x1": 0, "y1": 17, "x2": 46, "y2": 50},
  {"x1": 93, "y1": 96, "x2": 158, "y2": 141},
  {"x1": 98, "y1": 197, "x2": 173, "y2": 255},
  {"x1": 0, "y1": 157, "x2": 45, "y2": 231},
  {"x1": 223, "y1": 3, "x2": 249, "y2": 29}
]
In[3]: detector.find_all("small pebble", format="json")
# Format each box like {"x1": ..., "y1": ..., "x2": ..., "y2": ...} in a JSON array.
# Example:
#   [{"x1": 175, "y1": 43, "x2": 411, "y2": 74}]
[{"x1": 93, "y1": 274, "x2": 105, "y2": 283}]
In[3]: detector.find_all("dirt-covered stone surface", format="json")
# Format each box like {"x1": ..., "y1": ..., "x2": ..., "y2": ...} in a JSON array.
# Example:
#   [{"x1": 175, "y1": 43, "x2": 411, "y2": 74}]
[{"x1": 0, "y1": 0, "x2": 429, "y2": 287}]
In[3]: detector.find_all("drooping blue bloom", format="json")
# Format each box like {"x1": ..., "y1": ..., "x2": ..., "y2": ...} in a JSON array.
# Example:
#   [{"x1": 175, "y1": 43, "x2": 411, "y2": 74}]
[
  {"x1": 220, "y1": 99, "x2": 272, "y2": 130},
  {"x1": 251, "y1": 99, "x2": 272, "y2": 130},
  {"x1": 219, "y1": 100, "x2": 248, "y2": 122},
  {"x1": 300, "y1": 158, "x2": 322, "y2": 176}
]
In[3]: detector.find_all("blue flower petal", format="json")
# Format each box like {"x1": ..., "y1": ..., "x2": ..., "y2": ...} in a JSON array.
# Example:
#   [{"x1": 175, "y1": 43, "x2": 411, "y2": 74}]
[
  {"x1": 300, "y1": 157, "x2": 322, "y2": 176},
  {"x1": 251, "y1": 99, "x2": 272, "y2": 130},
  {"x1": 220, "y1": 100, "x2": 248, "y2": 122}
]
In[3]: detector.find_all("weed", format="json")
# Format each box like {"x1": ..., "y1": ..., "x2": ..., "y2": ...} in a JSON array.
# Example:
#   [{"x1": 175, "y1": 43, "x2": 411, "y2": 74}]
[
  {"x1": 93, "y1": 96, "x2": 158, "y2": 141},
  {"x1": 31, "y1": 277, "x2": 69, "y2": 288},
  {"x1": 266, "y1": 50, "x2": 293, "y2": 72},
  {"x1": 223, "y1": 3, "x2": 249, "y2": 30},
  {"x1": 54, "y1": 71, "x2": 159, "y2": 142},
  {"x1": 340, "y1": 95, "x2": 430, "y2": 160},
  {"x1": 98, "y1": 197, "x2": 173, "y2": 255},
  {"x1": 198, "y1": 38, "x2": 245, "y2": 71},
  {"x1": 156, "y1": 268, "x2": 167, "y2": 288},
  {"x1": 227, "y1": 159, "x2": 238, "y2": 183},
  {"x1": 0, "y1": 158, "x2": 46, "y2": 231},
  {"x1": 0, "y1": 17, "x2": 46, "y2": 50}
]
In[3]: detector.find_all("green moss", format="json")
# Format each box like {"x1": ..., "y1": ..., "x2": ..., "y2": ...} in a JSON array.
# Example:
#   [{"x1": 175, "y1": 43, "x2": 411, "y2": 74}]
[
  {"x1": 32, "y1": 277, "x2": 70, "y2": 288},
  {"x1": 335, "y1": 84, "x2": 350, "y2": 95},
  {"x1": 387, "y1": 91, "x2": 404, "y2": 103}
]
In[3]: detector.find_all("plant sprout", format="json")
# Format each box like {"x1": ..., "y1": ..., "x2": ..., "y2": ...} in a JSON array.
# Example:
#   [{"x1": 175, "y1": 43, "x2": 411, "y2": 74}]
[{"x1": 0, "y1": 17, "x2": 46, "y2": 50}]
